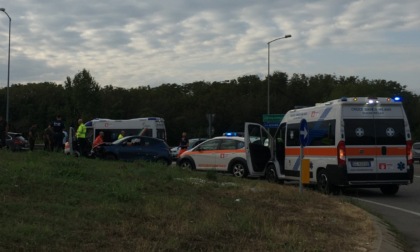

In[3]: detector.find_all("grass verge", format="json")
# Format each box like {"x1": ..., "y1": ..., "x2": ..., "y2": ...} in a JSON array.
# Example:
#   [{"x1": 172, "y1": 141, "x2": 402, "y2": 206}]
[{"x1": 0, "y1": 150, "x2": 376, "y2": 251}]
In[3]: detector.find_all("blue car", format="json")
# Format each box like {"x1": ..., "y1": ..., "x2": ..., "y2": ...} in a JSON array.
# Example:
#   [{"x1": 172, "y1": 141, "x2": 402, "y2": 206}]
[{"x1": 92, "y1": 135, "x2": 172, "y2": 165}]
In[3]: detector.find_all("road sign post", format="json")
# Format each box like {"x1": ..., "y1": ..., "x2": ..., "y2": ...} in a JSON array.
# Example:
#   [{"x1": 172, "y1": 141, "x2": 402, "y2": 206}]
[{"x1": 299, "y1": 119, "x2": 309, "y2": 193}]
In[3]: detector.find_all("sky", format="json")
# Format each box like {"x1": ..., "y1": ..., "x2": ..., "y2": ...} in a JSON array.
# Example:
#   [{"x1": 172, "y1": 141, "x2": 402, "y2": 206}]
[{"x1": 0, "y1": 0, "x2": 419, "y2": 94}]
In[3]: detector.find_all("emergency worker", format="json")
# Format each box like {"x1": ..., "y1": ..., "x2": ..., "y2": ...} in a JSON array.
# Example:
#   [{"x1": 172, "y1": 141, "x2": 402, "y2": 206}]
[
  {"x1": 43, "y1": 124, "x2": 54, "y2": 151},
  {"x1": 52, "y1": 115, "x2": 65, "y2": 152},
  {"x1": 28, "y1": 123, "x2": 37, "y2": 151},
  {"x1": 76, "y1": 118, "x2": 88, "y2": 156},
  {"x1": 92, "y1": 131, "x2": 104, "y2": 148},
  {"x1": 118, "y1": 130, "x2": 125, "y2": 140},
  {"x1": 178, "y1": 132, "x2": 189, "y2": 156}
]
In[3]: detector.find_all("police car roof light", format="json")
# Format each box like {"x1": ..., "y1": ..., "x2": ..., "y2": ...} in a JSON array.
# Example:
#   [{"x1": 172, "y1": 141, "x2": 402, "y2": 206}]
[{"x1": 393, "y1": 96, "x2": 402, "y2": 102}]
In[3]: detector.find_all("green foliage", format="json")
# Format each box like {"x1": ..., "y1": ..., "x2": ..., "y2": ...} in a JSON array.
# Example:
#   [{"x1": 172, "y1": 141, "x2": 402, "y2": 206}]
[
  {"x1": 0, "y1": 151, "x2": 377, "y2": 251},
  {"x1": 0, "y1": 70, "x2": 419, "y2": 144}
]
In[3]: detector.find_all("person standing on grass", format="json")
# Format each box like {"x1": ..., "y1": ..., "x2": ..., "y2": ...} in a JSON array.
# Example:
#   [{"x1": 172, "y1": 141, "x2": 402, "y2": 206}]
[
  {"x1": 76, "y1": 118, "x2": 87, "y2": 156},
  {"x1": 0, "y1": 116, "x2": 6, "y2": 148},
  {"x1": 43, "y1": 124, "x2": 54, "y2": 151},
  {"x1": 178, "y1": 132, "x2": 189, "y2": 157},
  {"x1": 52, "y1": 115, "x2": 65, "y2": 152},
  {"x1": 28, "y1": 123, "x2": 38, "y2": 151}
]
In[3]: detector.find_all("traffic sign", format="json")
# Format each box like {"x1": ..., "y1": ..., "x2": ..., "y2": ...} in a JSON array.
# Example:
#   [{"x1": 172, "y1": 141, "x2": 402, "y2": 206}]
[
  {"x1": 299, "y1": 119, "x2": 309, "y2": 147},
  {"x1": 263, "y1": 114, "x2": 284, "y2": 129}
]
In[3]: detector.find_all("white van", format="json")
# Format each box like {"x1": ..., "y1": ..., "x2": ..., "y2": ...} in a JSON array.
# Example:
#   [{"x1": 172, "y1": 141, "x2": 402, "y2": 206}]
[
  {"x1": 85, "y1": 117, "x2": 166, "y2": 144},
  {"x1": 245, "y1": 97, "x2": 414, "y2": 195}
]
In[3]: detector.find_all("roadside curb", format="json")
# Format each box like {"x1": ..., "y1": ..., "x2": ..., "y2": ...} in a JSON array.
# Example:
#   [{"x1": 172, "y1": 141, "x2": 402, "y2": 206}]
[{"x1": 370, "y1": 214, "x2": 404, "y2": 252}]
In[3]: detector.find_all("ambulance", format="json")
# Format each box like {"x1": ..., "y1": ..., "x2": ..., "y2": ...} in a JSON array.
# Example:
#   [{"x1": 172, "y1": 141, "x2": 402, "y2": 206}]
[
  {"x1": 245, "y1": 97, "x2": 414, "y2": 195},
  {"x1": 85, "y1": 117, "x2": 166, "y2": 144}
]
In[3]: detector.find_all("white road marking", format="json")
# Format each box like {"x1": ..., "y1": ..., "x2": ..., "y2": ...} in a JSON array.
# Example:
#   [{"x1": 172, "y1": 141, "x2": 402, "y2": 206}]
[{"x1": 354, "y1": 198, "x2": 420, "y2": 217}]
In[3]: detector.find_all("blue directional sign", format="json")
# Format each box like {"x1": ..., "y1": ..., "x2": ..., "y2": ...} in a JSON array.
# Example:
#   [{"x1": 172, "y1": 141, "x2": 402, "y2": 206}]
[{"x1": 299, "y1": 119, "x2": 309, "y2": 147}]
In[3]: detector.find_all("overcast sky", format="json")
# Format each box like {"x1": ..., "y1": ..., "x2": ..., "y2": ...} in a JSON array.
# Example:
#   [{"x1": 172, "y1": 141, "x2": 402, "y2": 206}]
[{"x1": 0, "y1": 0, "x2": 419, "y2": 94}]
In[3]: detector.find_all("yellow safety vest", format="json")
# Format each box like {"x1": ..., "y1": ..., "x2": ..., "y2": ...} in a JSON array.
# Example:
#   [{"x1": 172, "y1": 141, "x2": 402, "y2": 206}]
[{"x1": 76, "y1": 124, "x2": 86, "y2": 138}]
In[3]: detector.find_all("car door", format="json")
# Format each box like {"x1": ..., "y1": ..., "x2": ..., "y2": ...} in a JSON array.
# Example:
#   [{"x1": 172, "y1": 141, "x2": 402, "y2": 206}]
[
  {"x1": 119, "y1": 137, "x2": 143, "y2": 161},
  {"x1": 189, "y1": 139, "x2": 221, "y2": 170},
  {"x1": 214, "y1": 139, "x2": 242, "y2": 172},
  {"x1": 244, "y1": 123, "x2": 272, "y2": 176}
]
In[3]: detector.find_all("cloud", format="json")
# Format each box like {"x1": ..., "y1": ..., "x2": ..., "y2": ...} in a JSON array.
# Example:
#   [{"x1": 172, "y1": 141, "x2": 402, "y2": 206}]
[{"x1": 0, "y1": 0, "x2": 418, "y2": 94}]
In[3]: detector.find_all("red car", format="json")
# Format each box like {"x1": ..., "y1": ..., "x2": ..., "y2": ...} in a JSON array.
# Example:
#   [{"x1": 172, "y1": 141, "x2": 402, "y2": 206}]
[{"x1": 6, "y1": 132, "x2": 29, "y2": 151}]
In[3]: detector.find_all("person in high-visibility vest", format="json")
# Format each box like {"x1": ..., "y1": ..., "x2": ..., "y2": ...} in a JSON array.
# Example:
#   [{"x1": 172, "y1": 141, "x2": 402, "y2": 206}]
[
  {"x1": 118, "y1": 130, "x2": 125, "y2": 140},
  {"x1": 76, "y1": 118, "x2": 87, "y2": 156}
]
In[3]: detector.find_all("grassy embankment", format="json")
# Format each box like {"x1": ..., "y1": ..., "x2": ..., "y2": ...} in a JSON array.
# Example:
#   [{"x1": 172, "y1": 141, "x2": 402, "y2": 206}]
[{"x1": 0, "y1": 150, "x2": 376, "y2": 251}]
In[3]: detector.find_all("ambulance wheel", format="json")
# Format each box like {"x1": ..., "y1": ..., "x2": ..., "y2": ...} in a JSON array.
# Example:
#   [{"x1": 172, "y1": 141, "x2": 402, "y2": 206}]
[
  {"x1": 380, "y1": 185, "x2": 399, "y2": 195},
  {"x1": 265, "y1": 164, "x2": 278, "y2": 183},
  {"x1": 317, "y1": 169, "x2": 339, "y2": 195},
  {"x1": 231, "y1": 161, "x2": 248, "y2": 178}
]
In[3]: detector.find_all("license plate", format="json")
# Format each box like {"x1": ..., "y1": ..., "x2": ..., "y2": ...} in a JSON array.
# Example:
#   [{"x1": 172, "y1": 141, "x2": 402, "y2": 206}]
[{"x1": 351, "y1": 161, "x2": 371, "y2": 167}]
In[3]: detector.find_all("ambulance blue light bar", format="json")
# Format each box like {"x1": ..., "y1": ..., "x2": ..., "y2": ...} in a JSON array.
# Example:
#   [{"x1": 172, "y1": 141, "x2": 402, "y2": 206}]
[{"x1": 393, "y1": 96, "x2": 402, "y2": 102}]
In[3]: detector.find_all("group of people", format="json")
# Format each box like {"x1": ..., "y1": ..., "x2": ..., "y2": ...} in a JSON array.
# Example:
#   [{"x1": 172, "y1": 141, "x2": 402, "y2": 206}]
[
  {"x1": 23, "y1": 115, "x2": 103, "y2": 157},
  {"x1": 41, "y1": 115, "x2": 67, "y2": 152}
]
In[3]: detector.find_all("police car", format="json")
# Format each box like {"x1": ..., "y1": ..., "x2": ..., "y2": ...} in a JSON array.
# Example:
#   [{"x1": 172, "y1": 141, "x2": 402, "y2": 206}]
[{"x1": 176, "y1": 136, "x2": 248, "y2": 178}]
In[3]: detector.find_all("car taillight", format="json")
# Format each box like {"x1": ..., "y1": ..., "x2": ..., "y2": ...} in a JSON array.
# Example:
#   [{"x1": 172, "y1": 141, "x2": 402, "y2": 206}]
[
  {"x1": 337, "y1": 140, "x2": 346, "y2": 166},
  {"x1": 407, "y1": 140, "x2": 413, "y2": 165}
]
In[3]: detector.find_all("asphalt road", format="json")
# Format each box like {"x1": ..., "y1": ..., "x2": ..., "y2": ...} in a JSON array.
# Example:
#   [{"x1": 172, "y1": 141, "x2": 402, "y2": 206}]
[{"x1": 345, "y1": 163, "x2": 420, "y2": 251}]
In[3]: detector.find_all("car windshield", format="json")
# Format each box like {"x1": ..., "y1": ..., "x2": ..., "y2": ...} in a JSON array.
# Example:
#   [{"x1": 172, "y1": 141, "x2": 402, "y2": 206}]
[{"x1": 112, "y1": 136, "x2": 132, "y2": 145}]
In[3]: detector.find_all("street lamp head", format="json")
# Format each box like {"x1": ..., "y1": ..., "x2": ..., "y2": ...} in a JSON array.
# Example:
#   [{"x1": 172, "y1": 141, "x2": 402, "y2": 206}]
[
  {"x1": 0, "y1": 8, "x2": 5, "y2": 12},
  {"x1": 285, "y1": 34, "x2": 292, "y2": 38}
]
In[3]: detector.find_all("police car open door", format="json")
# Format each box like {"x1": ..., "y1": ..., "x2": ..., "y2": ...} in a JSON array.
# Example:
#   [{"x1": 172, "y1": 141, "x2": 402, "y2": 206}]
[{"x1": 244, "y1": 122, "x2": 272, "y2": 177}]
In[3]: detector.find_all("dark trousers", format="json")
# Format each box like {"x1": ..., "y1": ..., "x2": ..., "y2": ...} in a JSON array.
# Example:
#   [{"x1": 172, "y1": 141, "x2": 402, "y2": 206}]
[
  {"x1": 54, "y1": 132, "x2": 63, "y2": 152},
  {"x1": 29, "y1": 138, "x2": 36, "y2": 151},
  {"x1": 77, "y1": 138, "x2": 88, "y2": 156}
]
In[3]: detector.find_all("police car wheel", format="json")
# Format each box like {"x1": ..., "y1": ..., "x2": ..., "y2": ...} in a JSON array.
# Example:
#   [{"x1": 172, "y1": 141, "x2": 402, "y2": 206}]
[
  {"x1": 231, "y1": 161, "x2": 248, "y2": 178},
  {"x1": 265, "y1": 164, "x2": 278, "y2": 183},
  {"x1": 180, "y1": 159, "x2": 194, "y2": 170}
]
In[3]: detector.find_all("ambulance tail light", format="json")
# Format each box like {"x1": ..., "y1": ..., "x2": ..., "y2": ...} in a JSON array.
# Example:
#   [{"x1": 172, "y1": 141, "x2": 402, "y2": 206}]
[
  {"x1": 337, "y1": 141, "x2": 346, "y2": 166},
  {"x1": 407, "y1": 140, "x2": 413, "y2": 165}
]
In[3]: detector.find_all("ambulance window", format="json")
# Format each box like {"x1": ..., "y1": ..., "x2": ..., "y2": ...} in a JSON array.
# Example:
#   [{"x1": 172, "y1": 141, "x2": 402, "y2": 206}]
[
  {"x1": 375, "y1": 119, "x2": 405, "y2": 145},
  {"x1": 308, "y1": 120, "x2": 336, "y2": 146},
  {"x1": 344, "y1": 119, "x2": 375, "y2": 145},
  {"x1": 286, "y1": 124, "x2": 300, "y2": 146},
  {"x1": 344, "y1": 119, "x2": 406, "y2": 145}
]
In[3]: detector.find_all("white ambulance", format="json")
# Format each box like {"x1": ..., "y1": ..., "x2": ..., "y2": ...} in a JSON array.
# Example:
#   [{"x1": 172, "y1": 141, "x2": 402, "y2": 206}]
[
  {"x1": 245, "y1": 97, "x2": 414, "y2": 195},
  {"x1": 85, "y1": 117, "x2": 167, "y2": 144}
]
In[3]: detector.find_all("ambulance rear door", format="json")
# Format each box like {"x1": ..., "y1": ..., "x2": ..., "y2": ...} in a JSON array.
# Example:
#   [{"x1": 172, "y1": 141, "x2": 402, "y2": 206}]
[{"x1": 343, "y1": 100, "x2": 409, "y2": 183}]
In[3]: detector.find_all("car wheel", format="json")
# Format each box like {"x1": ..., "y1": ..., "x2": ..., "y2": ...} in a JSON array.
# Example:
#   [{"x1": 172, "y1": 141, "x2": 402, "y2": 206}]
[
  {"x1": 231, "y1": 161, "x2": 248, "y2": 178},
  {"x1": 180, "y1": 159, "x2": 194, "y2": 170},
  {"x1": 265, "y1": 163, "x2": 278, "y2": 183},
  {"x1": 380, "y1": 185, "x2": 399, "y2": 195}
]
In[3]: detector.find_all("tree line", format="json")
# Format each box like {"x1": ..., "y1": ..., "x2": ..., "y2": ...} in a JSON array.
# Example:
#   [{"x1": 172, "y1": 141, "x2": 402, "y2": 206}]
[{"x1": 0, "y1": 69, "x2": 419, "y2": 146}]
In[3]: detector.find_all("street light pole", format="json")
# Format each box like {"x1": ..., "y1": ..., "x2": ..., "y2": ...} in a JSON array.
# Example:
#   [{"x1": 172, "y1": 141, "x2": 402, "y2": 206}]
[
  {"x1": 267, "y1": 34, "x2": 291, "y2": 115},
  {"x1": 0, "y1": 8, "x2": 11, "y2": 124}
]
